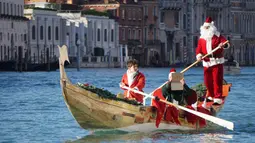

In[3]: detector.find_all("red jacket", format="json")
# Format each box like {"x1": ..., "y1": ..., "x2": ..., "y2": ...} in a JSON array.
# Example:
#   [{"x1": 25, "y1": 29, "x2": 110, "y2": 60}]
[
  {"x1": 196, "y1": 35, "x2": 227, "y2": 67},
  {"x1": 121, "y1": 72, "x2": 145, "y2": 103}
]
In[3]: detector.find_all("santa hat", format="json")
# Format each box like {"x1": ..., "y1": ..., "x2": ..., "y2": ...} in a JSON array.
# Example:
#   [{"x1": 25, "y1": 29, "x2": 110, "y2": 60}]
[
  {"x1": 203, "y1": 17, "x2": 214, "y2": 27},
  {"x1": 168, "y1": 68, "x2": 176, "y2": 79}
]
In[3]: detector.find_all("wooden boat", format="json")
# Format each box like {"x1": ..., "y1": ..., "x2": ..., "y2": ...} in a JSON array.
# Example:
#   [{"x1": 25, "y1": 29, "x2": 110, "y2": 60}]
[{"x1": 58, "y1": 45, "x2": 233, "y2": 132}]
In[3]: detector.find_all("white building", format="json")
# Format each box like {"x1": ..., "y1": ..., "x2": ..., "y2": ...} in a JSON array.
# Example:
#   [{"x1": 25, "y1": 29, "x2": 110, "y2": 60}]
[
  {"x1": 86, "y1": 15, "x2": 119, "y2": 58},
  {"x1": 57, "y1": 12, "x2": 87, "y2": 60},
  {"x1": 0, "y1": 0, "x2": 28, "y2": 62},
  {"x1": 24, "y1": 8, "x2": 63, "y2": 64},
  {"x1": 58, "y1": 12, "x2": 120, "y2": 67}
]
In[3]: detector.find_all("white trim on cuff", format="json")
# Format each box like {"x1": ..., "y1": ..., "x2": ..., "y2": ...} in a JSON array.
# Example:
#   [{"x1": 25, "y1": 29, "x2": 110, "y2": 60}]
[{"x1": 196, "y1": 53, "x2": 203, "y2": 60}]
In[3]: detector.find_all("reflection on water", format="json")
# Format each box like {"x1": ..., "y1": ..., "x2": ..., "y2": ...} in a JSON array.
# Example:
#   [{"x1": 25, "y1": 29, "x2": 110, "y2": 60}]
[{"x1": 66, "y1": 129, "x2": 233, "y2": 143}]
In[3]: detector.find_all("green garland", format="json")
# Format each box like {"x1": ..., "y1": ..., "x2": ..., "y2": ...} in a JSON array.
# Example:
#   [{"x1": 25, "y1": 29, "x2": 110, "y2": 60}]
[
  {"x1": 191, "y1": 83, "x2": 207, "y2": 98},
  {"x1": 77, "y1": 83, "x2": 143, "y2": 106}
]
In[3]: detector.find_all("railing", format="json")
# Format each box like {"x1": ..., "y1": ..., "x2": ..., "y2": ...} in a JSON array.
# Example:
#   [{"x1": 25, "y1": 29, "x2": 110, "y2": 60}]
[
  {"x1": 81, "y1": 56, "x2": 132, "y2": 63},
  {"x1": 146, "y1": 40, "x2": 161, "y2": 45}
]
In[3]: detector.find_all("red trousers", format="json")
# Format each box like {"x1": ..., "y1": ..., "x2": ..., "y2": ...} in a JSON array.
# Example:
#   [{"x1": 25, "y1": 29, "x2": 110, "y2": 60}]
[{"x1": 204, "y1": 64, "x2": 223, "y2": 98}]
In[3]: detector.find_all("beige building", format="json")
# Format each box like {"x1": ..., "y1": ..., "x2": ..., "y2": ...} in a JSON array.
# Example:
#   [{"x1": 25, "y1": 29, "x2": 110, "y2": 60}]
[{"x1": 159, "y1": 0, "x2": 255, "y2": 66}]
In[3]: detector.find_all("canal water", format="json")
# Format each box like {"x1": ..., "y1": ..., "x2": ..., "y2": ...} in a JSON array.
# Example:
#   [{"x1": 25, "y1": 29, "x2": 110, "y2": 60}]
[{"x1": 0, "y1": 67, "x2": 254, "y2": 142}]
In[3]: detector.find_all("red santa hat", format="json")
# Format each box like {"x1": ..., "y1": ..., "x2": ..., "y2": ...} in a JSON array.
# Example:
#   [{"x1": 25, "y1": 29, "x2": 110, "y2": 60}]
[
  {"x1": 168, "y1": 68, "x2": 176, "y2": 79},
  {"x1": 203, "y1": 17, "x2": 213, "y2": 27}
]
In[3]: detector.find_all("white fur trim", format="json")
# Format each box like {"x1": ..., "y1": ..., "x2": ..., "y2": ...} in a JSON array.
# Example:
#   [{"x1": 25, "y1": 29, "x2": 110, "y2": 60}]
[
  {"x1": 191, "y1": 102, "x2": 198, "y2": 111},
  {"x1": 168, "y1": 72, "x2": 175, "y2": 80},
  {"x1": 203, "y1": 22, "x2": 210, "y2": 27},
  {"x1": 202, "y1": 57, "x2": 225, "y2": 67},
  {"x1": 196, "y1": 53, "x2": 203, "y2": 60},
  {"x1": 173, "y1": 99, "x2": 179, "y2": 105},
  {"x1": 206, "y1": 38, "x2": 212, "y2": 53}
]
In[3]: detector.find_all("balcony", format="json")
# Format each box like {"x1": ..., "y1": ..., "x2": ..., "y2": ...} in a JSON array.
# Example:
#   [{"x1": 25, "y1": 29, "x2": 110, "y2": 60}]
[
  {"x1": 159, "y1": 1, "x2": 182, "y2": 10},
  {"x1": 146, "y1": 40, "x2": 161, "y2": 45}
]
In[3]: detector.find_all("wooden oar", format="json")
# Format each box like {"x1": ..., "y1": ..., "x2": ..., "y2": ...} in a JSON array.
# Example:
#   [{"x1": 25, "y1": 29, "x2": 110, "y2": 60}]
[
  {"x1": 149, "y1": 40, "x2": 229, "y2": 95},
  {"x1": 122, "y1": 85, "x2": 234, "y2": 131}
]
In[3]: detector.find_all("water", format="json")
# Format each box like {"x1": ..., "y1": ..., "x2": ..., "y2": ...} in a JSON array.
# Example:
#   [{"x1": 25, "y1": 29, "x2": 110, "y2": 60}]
[{"x1": 0, "y1": 67, "x2": 255, "y2": 143}]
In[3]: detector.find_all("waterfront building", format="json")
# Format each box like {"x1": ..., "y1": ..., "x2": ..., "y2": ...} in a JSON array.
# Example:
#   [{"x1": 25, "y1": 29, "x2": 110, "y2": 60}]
[{"x1": 0, "y1": 0, "x2": 28, "y2": 63}]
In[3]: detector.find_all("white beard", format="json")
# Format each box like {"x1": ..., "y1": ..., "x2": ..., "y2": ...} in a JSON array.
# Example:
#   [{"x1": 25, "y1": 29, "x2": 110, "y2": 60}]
[
  {"x1": 200, "y1": 24, "x2": 218, "y2": 40},
  {"x1": 127, "y1": 70, "x2": 137, "y2": 86},
  {"x1": 200, "y1": 24, "x2": 220, "y2": 53}
]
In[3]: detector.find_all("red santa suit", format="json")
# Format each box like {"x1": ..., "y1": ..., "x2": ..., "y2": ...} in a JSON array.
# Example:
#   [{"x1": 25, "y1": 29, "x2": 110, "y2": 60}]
[
  {"x1": 196, "y1": 17, "x2": 229, "y2": 103},
  {"x1": 121, "y1": 71, "x2": 145, "y2": 103}
]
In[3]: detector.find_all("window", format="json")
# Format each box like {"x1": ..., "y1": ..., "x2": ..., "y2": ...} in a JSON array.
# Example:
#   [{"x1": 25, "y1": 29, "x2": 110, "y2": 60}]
[
  {"x1": 14, "y1": 4, "x2": 16, "y2": 16},
  {"x1": 160, "y1": 11, "x2": 165, "y2": 23},
  {"x1": 0, "y1": 46, "x2": 2, "y2": 61},
  {"x1": 133, "y1": 29, "x2": 136, "y2": 39},
  {"x1": 144, "y1": 28, "x2": 147, "y2": 43},
  {"x1": 40, "y1": 26, "x2": 43, "y2": 40},
  {"x1": 97, "y1": 29, "x2": 100, "y2": 41},
  {"x1": 154, "y1": 28, "x2": 156, "y2": 40},
  {"x1": 122, "y1": 9, "x2": 125, "y2": 19},
  {"x1": 138, "y1": 29, "x2": 141, "y2": 41},
  {"x1": 7, "y1": 3, "x2": 8, "y2": 14},
  {"x1": 153, "y1": 6, "x2": 156, "y2": 16},
  {"x1": 122, "y1": 28, "x2": 125, "y2": 40},
  {"x1": 183, "y1": 14, "x2": 187, "y2": 29},
  {"x1": 128, "y1": 29, "x2": 131, "y2": 39},
  {"x1": 111, "y1": 29, "x2": 114, "y2": 42},
  {"x1": 24, "y1": 34, "x2": 27, "y2": 42},
  {"x1": 3, "y1": 3, "x2": 5, "y2": 15},
  {"x1": 10, "y1": 4, "x2": 12, "y2": 15},
  {"x1": 48, "y1": 26, "x2": 51, "y2": 40},
  {"x1": 144, "y1": 6, "x2": 148, "y2": 15},
  {"x1": 17, "y1": 5, "x2": 19, "y2": 16},
  {"x1": 32, "y1": 26, "x2": 36, "y2": 40},
  {"x1": 0, "y1": 32, "x2": 2, "y2": 41},
  {"x1": 0, "y1": 2, "x2": 2, "y2": 15},
  {"x1": 104, "y1": 29, "x2": 107, "y2": 42},
  {"x1": 174, "y1": 11, "x2": 179, "y2": 28},
  {"x1": 183, "y1": 37, "x2": 186, "y2": 46},
  {"x1": 55, "y1": 27, "x2": 59, "y2": 40}
]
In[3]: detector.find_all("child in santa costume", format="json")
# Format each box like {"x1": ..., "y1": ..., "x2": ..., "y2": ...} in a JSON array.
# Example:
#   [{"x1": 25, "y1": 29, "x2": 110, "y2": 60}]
[
  {"x1": 196, "y1": 17, "x2": 230, "y2": 105},
  {"x1": 120, "y1": 59, "x2": 145, "y2": 103}
]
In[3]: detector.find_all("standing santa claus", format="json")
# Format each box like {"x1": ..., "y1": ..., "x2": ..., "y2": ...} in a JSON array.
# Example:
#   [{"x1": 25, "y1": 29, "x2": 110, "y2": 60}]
[{"x1": 196, "y1": 17, "x2": 230, "y2": 105}]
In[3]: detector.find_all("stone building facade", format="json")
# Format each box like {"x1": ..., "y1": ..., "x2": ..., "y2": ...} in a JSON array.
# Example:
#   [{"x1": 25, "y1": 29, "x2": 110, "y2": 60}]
[{"x1": 159, "y1": 0, "x2": 255, "y2": 66}]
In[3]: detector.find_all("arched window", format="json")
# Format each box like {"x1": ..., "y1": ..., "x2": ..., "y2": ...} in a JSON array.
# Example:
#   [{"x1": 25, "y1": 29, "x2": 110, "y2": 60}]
[
  {"x1": 55, "y1": 27, "x2": 59, "y2": 40},
  {"x1": 48, "y1": 26, "x2": 51, "y2": 40},
  {"x1": 40, "y1": 26, "x2": 43, "y2": 40}
]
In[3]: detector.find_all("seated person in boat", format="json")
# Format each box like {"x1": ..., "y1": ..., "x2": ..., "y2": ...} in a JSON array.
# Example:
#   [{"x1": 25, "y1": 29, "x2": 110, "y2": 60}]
[
  {"x1": 157, "y1": 68, "x2": 193, "y2": 106},
  {"x1": 119, "y1": 59, "x2": 145, "y2": 103},
  {"x1": 152, "y1": 68, "x2": 197, "y2": 127}
]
